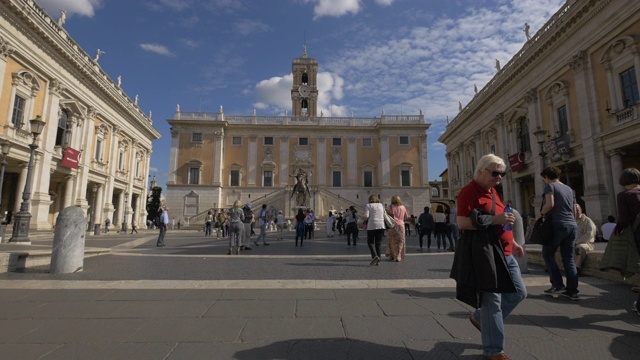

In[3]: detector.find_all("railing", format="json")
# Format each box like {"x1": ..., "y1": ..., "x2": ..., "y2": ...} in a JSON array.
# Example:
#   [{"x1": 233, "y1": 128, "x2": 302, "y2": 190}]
[
  {"x1": 615, "y1": 107, "x2": 635, "y2": 124},
  {"x1": 188, "y1": 207, "x2": 217, "y2": 224},
  {"x1": 316, "y1": 188, "x2": 364, "y2": 215},
  {"x1": 173, "y1": 112, "x2": 424, "y2": 126}
]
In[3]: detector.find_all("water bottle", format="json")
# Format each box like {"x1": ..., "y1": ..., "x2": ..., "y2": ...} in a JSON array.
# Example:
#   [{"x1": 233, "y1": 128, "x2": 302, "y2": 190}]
[{"x1": 503, "y1": 203, "x2": 513, "y2": 231}]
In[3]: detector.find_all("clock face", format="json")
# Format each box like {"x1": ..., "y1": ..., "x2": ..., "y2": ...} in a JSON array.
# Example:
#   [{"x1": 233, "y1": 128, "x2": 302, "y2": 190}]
[{"x1": 298, "y1": 85, "x2": 311, "y2": 97}]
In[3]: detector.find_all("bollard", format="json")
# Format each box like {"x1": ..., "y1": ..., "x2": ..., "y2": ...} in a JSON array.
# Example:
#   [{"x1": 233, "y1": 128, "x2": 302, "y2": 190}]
[{"x1": 50, "y1": 206, "x2": 86, "y2": 274}]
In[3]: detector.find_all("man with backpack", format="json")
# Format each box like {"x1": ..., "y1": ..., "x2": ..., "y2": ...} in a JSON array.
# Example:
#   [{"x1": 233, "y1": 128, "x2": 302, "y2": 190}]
[{"x1": 417, "y1": 207, "x2": 435, "y2": 252}]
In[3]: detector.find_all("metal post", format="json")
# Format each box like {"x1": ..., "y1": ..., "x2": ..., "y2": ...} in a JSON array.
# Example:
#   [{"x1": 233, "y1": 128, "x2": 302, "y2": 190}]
[
  {"x1": 121, "y1": 191, "x2": 128, "y2": 233},
  {"x1": 0, "y1": 142, "x2": 9, "y2": 243},
  {"x1": 9, "y1": 140, "x2": 38, "y2": 243}
]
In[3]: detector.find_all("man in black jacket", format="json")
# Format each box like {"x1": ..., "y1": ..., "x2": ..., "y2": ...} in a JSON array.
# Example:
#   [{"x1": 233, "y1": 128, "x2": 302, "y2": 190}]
[{"x1": 417, "y1": 207, "x2": 434, "y2": 252}]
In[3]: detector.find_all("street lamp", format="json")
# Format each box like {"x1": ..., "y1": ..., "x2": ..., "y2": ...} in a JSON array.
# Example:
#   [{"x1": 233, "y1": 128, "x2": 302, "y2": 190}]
[
  {"x1": 533, "y1": 127, "x2": 548, "y2": 169},
  {"x1": 121, "y1": 190, "x2": 129, "y2": 233},
  {"x1": 561, "y1": 152, "x2": 571, "y2": 187},
  {"x1": 90, "y1": 184, "x2": 100, "y2": 235},
  {"x1": 0, "y1": 141, "x2": 11, "y2": 243},
  {"x1": 9, "y1": 116, "x2": 46, "y2": 244}
]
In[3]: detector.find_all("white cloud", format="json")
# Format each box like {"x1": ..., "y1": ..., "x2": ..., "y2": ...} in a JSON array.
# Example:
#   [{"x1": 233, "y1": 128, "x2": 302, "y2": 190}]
[
  {"x1": 181, "y1": 39, "x2": 199, "y2": 49},
  {"x1": 233, "y1": 19, "x2": 272, "y2": 36},
  {"x1": 139, "y1": 43, "x2": 174, "y2": 57},
  {"x1": 37, "y1": 0, "x2": 103, "y2": 17},
  {"x1": 374, "y1": 0, "x2": 394, "y2": 5},
  {"x1": 253, "y1": 71, "x2": 346, "y2": 116},
  {"x1": 313, "y1": 0, "x2": 361, "y2": 19}
]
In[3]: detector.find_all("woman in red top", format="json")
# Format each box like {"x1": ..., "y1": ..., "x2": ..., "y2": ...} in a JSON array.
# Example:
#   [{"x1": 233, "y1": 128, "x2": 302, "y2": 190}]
[{"x1": 456, "y1": 154, "x2": 526, "y2": 360}]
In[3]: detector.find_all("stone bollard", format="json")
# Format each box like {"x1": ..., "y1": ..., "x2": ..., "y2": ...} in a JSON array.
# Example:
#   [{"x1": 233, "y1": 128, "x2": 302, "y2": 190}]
[{"x1": 50, "y1": 206, "x2": 86, "y2": 274}]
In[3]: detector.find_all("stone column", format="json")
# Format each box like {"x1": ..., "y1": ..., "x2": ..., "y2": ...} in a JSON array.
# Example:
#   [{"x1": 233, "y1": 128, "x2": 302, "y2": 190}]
[
  {"x1": 317, "y1": 137, "x2": 326, "y2": 186},
  {"x1": 247, "y1": 136, "x2": 257, "y2": 186},
  {"x1": 13, "y1": 163, "x2": 27, "y2": 215},
  {"x1": 94, "y1": 184, "x2": 104, "y2": 233},
  {"x1": 279, "y1": 136, "x2": 289, "y2": 186},
  {"x1": 212, "y1": 131, "x2": 224, "y2": 187},
  {"x1": 117, "y1": 190, "x2": 125, "y2": 228},
  {"x1": 608, "y1": 150, "x2": 625, "y2": 197},
  {"x1": 103, "y1": 126, "x2": 119, "y2": 222},
  {"x1": 513, "y1": 179, "x2": 522, "y2": 214},
  {"x1": 168, "y1": 128, "x2": 179, "y2": 184},
  {"x1": 380, "y1": 136, "x2": 390, "y2": 186},
  {"x1": 347, "y1": 137, "x2": 357, "y2": 186},
  {"x1": 419, "y1": 133, "x2": 429, "y2": 186},
  {"x1": 62, "y1": 174, "x2": 75, "y2": 209}
]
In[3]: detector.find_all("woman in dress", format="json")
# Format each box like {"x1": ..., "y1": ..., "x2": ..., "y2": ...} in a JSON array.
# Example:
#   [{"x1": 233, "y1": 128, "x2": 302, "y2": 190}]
[
  {"x1": 295, "y1": 208, "x2": 305, "y2": 247},
  {"x1": 326, "y1": 211, "x2": 335, "y2": 237},
  {"x1": 363, "y1": 194, "x2": 385, "y2": 265},
  {"x1": 227, "y1": 200, "x2": 245, "y2": 255},
  {"x1": 385, "y1": 195, "x2": 408, "y2": 261},
  {"x1": 614, "y1": 168, "x2": 640, "y2": 313}
]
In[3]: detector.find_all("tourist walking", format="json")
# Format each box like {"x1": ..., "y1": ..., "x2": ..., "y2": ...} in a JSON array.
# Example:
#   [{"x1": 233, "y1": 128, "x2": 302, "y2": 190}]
[
  {"x1": 385, "y1": 195, "x2": 408, "y2": 261},
  {"x1": 363, "y1": 194, "x2": 385, "y2": 266},
  {"x1": 130, "y1": 220, "x2": 138, "y2": 234},
  {"x1": 255, "y1": 204, "x2": 270, "y2": 246},
  {"x1": 539, "y1": 166, "x2": 580, "y2": 300},
  {"x1": 450, "y1": 154, "x2": 526, "y2": 360},
  {"x1": 345, "y1": 206, "x2": 358, "y2": 246},
  {"x1": 326, "y1": 211, "x2": 335, "y2": 237},
  {"x1": 276, "y1": 210, "x2": 285, "y2": 240},
  {"x1": 417, "y1": 206, "x2": 434, "y2": 251},
  {"x1": 205, "y1": 210, "x2": 214, "y2": 236},
  {"x1": 241, "y1": 203, "x2": 253, "y2": 250},
  {"x1": 156, "y1": 206, "x2": 169, "y2": 247},
  {"x1": 294, "y1": 208, "x2": 305, "y2": 246},
  {"x1": 433, "y1": 206, "x2": 447, "y2": 251},
  {"x1": 227, "y1": 200, "x2": 245, "y2": 255}
]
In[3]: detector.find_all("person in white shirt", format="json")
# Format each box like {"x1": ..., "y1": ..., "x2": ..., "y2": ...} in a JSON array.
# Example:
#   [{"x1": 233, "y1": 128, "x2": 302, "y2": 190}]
[
  {"x1": 363, "y1": 194, "x2": 385, "y2": 265},
  {"x1": 326, "y1": 211, "x2": 335, "y2": 237},
  {"x1": 276, "y1": 211, "x2": 285, "y2": 240},
  {"x1": 601, "y1": 215, "x2": 616, "y2": 242},
  {"x1": 575, "y1": 204, "x2": 596, "y2": 268}
]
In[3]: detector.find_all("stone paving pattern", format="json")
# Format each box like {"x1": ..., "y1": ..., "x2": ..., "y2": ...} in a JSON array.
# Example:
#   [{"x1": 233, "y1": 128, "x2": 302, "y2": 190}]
[{"x1": 0, "y1": 230, "x2": 639, "y2": 359}]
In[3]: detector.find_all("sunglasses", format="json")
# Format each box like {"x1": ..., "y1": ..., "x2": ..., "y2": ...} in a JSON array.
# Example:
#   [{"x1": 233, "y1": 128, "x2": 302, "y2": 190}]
[{"x1": 485, "y1": 168, "x2": 507, "y2": 177}]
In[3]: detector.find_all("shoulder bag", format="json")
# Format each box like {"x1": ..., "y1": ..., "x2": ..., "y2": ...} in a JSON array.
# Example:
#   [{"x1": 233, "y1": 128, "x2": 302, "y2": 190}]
[{"x1": 384, "y1": 205, "x2": 395, "y2": 229}]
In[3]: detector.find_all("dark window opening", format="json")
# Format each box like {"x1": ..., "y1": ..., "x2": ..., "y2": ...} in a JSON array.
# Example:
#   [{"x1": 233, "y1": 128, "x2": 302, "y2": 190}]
[{"x1": 620, "y1": 67, "x2": 639, "y2": 108}]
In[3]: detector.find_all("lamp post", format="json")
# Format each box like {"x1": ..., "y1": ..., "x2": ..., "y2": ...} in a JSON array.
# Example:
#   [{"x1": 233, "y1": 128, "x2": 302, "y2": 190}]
[
  {"x1": 533, "y1": 127, "x2": 548, "y2": 169},
  {"x1": 0, "y1": 141, "x2": 11, "y2": 243},
  {"x1": 9, "y1": 116, "x2": 46, "y2": 244},
  {"x1": 90, "y1": 184, "x2": 100, "y2": 235},
  {"x1": 121, "y1": 190, "x2": 128, "y2": 233},
  {"x1": 561, "y1": 152, "x2": 571, "y2": 187}
]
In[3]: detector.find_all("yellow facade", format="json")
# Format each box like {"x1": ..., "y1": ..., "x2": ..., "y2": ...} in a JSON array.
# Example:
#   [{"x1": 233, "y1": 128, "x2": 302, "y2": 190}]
[
  {"x1": 439, "y1": 0, "x2": 640, "y2": 225},
  {"x1": 0, "y1": 0, "x2": 159, "y2": 240},
  {"x1": 166, "y1": 51, "x2": 431, "y2": 223}
]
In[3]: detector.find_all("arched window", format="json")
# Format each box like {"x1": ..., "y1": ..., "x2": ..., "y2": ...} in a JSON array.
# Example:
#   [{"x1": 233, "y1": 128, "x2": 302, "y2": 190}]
[{"x1": 301, "y1": 72, "x2": 308, "y2": 84}]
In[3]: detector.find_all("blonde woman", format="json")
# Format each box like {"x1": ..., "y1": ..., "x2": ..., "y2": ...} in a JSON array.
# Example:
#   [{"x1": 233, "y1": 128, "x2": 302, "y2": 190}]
[
  {"x1": 385, "y1": 195, "x2": 409, "y2": 261},
  {"x1": 227, "y1": 200, "x2": 245, "y2": 255}
]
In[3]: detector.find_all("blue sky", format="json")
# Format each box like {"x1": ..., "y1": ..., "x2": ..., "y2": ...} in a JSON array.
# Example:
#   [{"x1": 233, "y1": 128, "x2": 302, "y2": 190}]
[{"x1": 36, "y1": 0, "x2": 564, "y2": 191}]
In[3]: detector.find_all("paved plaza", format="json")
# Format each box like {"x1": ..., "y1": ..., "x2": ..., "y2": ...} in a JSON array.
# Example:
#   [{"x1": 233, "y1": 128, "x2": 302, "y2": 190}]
[{"x1": 0, "y1": 230, "x2": 639, "y2": 359}]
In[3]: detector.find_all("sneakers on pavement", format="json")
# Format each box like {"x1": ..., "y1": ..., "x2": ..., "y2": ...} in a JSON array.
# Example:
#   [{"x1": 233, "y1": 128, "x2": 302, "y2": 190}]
[
  {"x1": 369, "y1": 256, "x2": 380, "y2": 266},
  {"x1": 560, "y1": 291, "x2": 579, "y2": 300},
  {"x1": 485, "y1": 353, "x2": 511, "y2": 360},
  {"x1": 469, "y1": 314, "x2": 481, "y2": 332},
  {"x1": 544, "y1": 287, "x2": 565, "y2": 294}
]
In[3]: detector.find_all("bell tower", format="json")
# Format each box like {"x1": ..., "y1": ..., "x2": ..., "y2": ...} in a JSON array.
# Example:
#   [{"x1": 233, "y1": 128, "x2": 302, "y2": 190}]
[{"x1": 291, "y1": 45, "x2": 318, "y2": 117}]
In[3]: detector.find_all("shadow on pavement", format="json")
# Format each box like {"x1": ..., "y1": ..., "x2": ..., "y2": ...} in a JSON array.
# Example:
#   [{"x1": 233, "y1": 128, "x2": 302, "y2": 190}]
[{"x1": 232, "y1": 338, "x2": 483, "y2": 360}]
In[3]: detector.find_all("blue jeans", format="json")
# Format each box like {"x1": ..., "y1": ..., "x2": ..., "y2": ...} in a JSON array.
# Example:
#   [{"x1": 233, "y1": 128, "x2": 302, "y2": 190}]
[
  {"x1": 474, "y1": 255, "x2": 527, "y2": 357},
  {"x1": 257, "y1": 223, "x2": 267, "y2": 244},
  {"x1": 450, "y1": 223, "x2": 460, "y2": 248},
  {"x1": 542, "y1": 224, "x2": 579, "y2": 293}
]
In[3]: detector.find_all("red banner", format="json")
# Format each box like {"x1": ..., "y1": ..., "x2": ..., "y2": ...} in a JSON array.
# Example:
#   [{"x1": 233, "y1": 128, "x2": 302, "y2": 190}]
[
  {"x1": 61, "y1": 147, "x2": 81, "y2": 169},
  {"x1": 508, "y1": 152, "x2": 525, "y2": 172}
]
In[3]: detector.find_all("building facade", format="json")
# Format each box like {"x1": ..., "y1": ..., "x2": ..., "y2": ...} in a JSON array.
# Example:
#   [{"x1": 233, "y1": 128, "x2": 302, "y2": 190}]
[
  {"x1": 0, "y1": 0, "x2": 160, "y2": 241},
  {"x1": 439, "y1": 0, "x2": 640, "y2": 225},
  {"x1": 166, "y1": 49, "x2": 431, "y2": 223}
]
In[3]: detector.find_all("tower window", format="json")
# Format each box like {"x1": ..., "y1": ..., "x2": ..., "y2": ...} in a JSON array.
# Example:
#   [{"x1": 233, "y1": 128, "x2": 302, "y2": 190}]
[
  {"x1": 302, "y1": 72, "x2": 308, "y2": 84},
  {"x1": 362, "y1": 138, "x2": 372, "y2": 147},
  {"x1": 264, "y1": 137, "x2": 274, "y2": 145},
  {"x1": 399, "y1": 136, "x2": 409, "y2": 145},
  {"x1": 232, "y1": 137, "x2": 242, "y2": 145},
  {"x1": 299, "y1": 138, "x2": 308, "y2": 146},
  {"x1": 332, "y1": 138, "x2": 341, "y2": 146}
]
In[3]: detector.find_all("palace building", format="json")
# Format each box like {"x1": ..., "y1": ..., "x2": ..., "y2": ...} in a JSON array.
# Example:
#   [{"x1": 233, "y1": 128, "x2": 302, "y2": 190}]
[
  {"x1": 439, "y1": 0, "x2": 640, "y2": 225},
  {"x1": 166, "y1": 48, "x2": 431, "y2": 223},
  {"x1": 0, "y1": 0, "x2": 160, "y2": 241}
]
